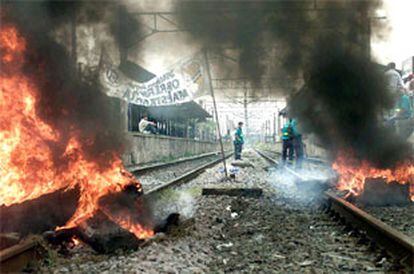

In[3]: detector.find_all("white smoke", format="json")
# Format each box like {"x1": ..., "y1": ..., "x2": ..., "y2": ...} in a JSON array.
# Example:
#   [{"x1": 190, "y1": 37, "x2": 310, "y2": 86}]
[
  {"x1": 151, "y1": 188, "x2": 198, "y2": 222},
  {"x1": 266, "y1": 166, "x2": 335, "y2": 203}
]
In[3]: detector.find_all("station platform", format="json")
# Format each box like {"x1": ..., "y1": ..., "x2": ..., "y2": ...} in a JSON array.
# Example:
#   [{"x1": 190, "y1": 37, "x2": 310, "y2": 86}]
[{"x1": 122, "y1": 132, "x2": 231, "y2": 166}]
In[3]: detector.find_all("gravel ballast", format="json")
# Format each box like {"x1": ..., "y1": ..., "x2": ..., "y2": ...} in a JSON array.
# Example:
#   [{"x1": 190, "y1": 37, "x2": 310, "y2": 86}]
[{"x1": 40, "y1": 149, "x2": 410, "y2": 273}]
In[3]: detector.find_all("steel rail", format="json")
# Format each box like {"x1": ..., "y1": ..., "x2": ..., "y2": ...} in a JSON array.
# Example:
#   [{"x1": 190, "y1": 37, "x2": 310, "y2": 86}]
[
  {"x1": 255, "y1": 148, "x2": 414, "y2": 266},
  {"x1": 128, "y1": 150, "x2": 229, "y2": 175},
  {"x1": 145, "y1": 152, "x2": 234, "y2": 196},
  {"x1": 0, "y1": 238, "x2": 40, "y2": 273},
  {"x1": 255, "y1": 149, "x2": 308, "y2": 181},
  {"x1": 259, "y1": 148, "x2": 329, "y2": 165},
  {"x1": 325, "y1": 192, "x2": 414, "y2": 265}
]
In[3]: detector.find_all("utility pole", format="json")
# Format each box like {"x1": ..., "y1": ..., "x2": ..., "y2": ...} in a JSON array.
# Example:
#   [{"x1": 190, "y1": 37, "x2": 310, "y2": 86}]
[
  {"x1": 70, "y1": 9, "x2": 77, "y2": 77},
  {"x1": 203, "y1": 49, "x2": 228, "y2": 178},
  {"x1": 116, "y1": 5, "x2": 132, "y2": 131},
  {"x1": 118, "y1": 5, "x2": 128, "y2": 65},
  {"x1": 243, "y1": 88, "x2": 249, "y2": 136}
]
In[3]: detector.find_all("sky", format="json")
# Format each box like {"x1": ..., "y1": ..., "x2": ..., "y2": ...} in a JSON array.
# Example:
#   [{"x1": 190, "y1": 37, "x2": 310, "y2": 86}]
[{"x1": 371, "y1": 0, "x2": 414, "y2": 67}]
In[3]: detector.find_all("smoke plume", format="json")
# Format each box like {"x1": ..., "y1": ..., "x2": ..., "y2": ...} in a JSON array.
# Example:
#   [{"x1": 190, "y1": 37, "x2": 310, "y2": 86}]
[
  {"x1": 289, "y1": 38, "x2": 412, "y2": 167},
  {"x1": 2, "y1": 0, "x2": 142, "y2": 169},
  {"x1": 175, "y1": 0, "x2": 412, "y2": 167},
  {"x1": 175, "y1": 1, "x2": 267, "y2": 82}
]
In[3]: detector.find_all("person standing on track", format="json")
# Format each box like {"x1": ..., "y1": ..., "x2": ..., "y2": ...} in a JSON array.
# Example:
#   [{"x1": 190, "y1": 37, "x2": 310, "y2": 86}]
[
  {"x1": 281, "y1": 118, "x2": 295, "y2": 165},
  {"x1": 291, "y1": 119, "x2": 304, "y2": 169},
  {"x1": 234, "y1": 122, "x2": 244, "y2": 160}
]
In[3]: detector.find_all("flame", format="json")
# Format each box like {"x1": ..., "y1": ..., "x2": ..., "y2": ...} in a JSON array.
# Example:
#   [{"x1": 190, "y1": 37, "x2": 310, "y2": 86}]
[
  {"x1": 0, "y1": 25, "x2": 61, "y2": 206},
  {"x1": 332, "y1": 151, "x2": 414, "y2": 201},
  {"x1": 0, "y1": 25, "x2": 153, "y2": 238},
  {"x1": 71, "y1": 236, "x2": 81, "y2": 247},
  {"x1": 104, "y1": 209, "x2": 155, "y2": 239}
]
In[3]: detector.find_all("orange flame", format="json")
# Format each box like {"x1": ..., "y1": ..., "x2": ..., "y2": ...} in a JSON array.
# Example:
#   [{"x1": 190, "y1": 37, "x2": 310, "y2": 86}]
[
  {"x1": 71, "y1": 236, "x2": 81, "y2": 247},
  {"x1": 0, "y1": 25, "x2": 153, "y2": 238},
  {"x1": 332, "y1": 151, "x2": 414, "y2": 201}
]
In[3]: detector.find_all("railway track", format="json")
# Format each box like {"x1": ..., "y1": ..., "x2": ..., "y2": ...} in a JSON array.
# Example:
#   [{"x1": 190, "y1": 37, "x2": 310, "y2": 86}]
[
  {"x1": 8, "y1": 148, "x2": 410, "y2": 272},
  {"x1": 144, "y1": 151, "x2": 233, "y2": 195},
  {"x1": 128, "y1": 150, "x2": 226, "y2": 175},
  {"x1": 136, "y1": 151, "x2": 232, "y2": 193},
  {"x1": 258, "y1": 148, "x2": 329, "y2": 166},
  {"x1": 255, "y1": 148, "x2": 414, "y2": 268},
  {"x1": 0, "y1": 151, "x2": 233, "y2": 273}
]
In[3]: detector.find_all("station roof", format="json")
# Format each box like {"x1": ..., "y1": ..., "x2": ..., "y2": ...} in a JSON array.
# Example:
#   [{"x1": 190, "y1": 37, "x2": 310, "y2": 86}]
[
  {"x1": 146, "y1": 101, "x2": 212, "y2": 121},
  {"x1": 119, "y1": 60, "x2": 156, "y2": 83}
]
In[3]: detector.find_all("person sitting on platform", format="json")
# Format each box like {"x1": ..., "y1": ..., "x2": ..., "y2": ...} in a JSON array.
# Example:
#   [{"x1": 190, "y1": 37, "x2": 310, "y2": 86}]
[{"x1": 139, "y1": 115, "x2": 158, "y2": 134}]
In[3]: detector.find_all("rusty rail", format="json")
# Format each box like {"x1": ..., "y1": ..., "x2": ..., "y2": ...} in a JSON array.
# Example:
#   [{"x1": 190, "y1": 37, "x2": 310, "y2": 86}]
[
  {"x1": 0, "y1": 237, "x2": 40, "y2": 273},
  {"x1": 145, "y1": 152, "x2": 233, "y2": 196},
  {"x1": 325, "y1": 192, "x2": 414, "y2": 265},
  {"x1": 255, "y1": 149, "x2": 308, "y2": 180},
  {"x1": 256, "y1": 148, "x2": 414, "y2": 266},
  {"x1": 128, "y1": 150, "x2": 230, "y2": 175},
  {"x1": 258, "y1": 148, "x2": 329, "y2": 165}
]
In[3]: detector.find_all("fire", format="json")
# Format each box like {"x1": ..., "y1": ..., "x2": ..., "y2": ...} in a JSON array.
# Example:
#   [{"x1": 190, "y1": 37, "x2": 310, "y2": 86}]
[
  {"x1": 71, "y1": 236, "x2": 81, "y2": 247},
  {"x1": 0, "y1": 25, "x2": 153, "y2": 238},
  {"x1": 1, "y1": 25, "x2": 61, "y2": 206},
  {"x1": 332, "y1": 151, "x2": 414, "y2": 201}
]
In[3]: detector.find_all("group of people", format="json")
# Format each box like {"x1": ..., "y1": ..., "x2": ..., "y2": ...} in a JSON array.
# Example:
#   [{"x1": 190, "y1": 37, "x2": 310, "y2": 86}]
[
  {"x1": 385, "y1": 62, "x2": 413, "y2": 122},
  {"x1": 231, "y1": 118, "x2": 305, "y2": 169},
  {"x1": 152, "y1": 61, "x2": 414, "y2": 163}
]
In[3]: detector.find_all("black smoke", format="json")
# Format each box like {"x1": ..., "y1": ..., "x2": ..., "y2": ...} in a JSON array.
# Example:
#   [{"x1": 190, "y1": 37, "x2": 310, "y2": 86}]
[
  {"x1": 289, "y1": 38, "x2": 412, "y2": 167},
  {"x1": 175, "y1": 1, "x2": 267, "y2": 82},
  {"x1": 109, "y1": 5, "x2": 142, "y2": 55},
  {"x1": 2, "y1": 0, "x2": 141, "y2": 170},
  {"x1": 175, "y1": 0, "x2": 413, "y2": 167}
]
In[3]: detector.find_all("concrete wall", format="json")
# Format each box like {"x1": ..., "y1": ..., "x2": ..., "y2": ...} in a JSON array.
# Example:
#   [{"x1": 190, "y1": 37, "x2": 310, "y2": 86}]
[
  {"x1": 303, "y1": 135, "x2": 328, "y2": 158},
  {"x1": 303, "y1": 139, "x2": 328, "y2": 158},
  {"x1": 123, "y1": 133, "x2": 230, "y2": 165}
]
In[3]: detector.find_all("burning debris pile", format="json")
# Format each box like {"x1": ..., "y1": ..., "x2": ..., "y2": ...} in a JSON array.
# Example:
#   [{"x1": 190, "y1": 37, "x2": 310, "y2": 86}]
[
  {"x1": 296, "y1": 43, "x2": 414, "y2": 204},
  {"x1": 333, "y1": 151, "x2": 414, "y2": 205},
  {"x1": 0, "y1": 1, "x2": 154, "y2": 252}
]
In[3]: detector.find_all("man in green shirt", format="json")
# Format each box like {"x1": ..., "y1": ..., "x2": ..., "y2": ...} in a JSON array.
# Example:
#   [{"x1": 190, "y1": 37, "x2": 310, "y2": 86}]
[
  {"x1": 281, "y1": 118, "x2": 295, "y2": 164},
  {"x1": 397, "y1": 92, "x2": 413, "y2": 119},
  {"x1": 234, "y1": 122, "x2": 244, "y2": 160},
  {"x1": 388, "y1": 89, "x2": 413, "y2": 123}
]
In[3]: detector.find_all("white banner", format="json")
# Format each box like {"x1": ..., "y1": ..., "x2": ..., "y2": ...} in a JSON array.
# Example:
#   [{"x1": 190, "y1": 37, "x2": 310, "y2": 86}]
[{"x1": 99, "y1": 51, "x2": 208, "y2": 106}]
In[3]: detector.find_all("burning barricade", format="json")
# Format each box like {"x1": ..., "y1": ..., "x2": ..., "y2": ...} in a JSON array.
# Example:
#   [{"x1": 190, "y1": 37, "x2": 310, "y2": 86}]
[
  {"x1": 0, "y1": 20, "x2": 159, "y2": 253},
  {"x1": 332, "y1": 151, "x2": 414, "y2": 206}
]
